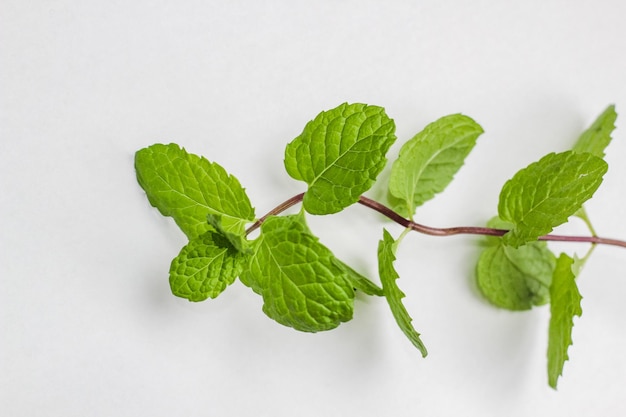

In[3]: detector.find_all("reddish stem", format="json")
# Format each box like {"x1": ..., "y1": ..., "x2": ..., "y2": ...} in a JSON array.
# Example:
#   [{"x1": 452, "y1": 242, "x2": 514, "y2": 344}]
[
  {"x1": 357, "y1": 196, "x2": 626, "y2": 248},
  {"x1": 245, "y1": 193, "x2": 305, "y2": 235},
  {"x1": 245, "y1": 193, "x2": 626, "y2": 249}
]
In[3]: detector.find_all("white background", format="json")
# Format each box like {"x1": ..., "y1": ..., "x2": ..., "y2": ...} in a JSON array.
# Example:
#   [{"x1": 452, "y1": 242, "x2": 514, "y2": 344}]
[{"x1": 2, "y1": 1, "x2": 626, "y2": 415}]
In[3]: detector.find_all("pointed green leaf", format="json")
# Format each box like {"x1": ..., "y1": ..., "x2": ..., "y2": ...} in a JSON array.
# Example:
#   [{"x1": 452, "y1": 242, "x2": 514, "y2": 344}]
[
  {"x1": 573, "y1": 105, "x2": 617, "y2": 158},
  {"x1": 378, "y1": 229, "x2": 427, "y2": 357},
  {"x1": 284, "y1": 103, "x2": 396, "y2": 214},
  {"x1": 498, "y1": 151, "x2": 607, "y2": 247},
  {"x1": 169, "y1": 231, "x2": 247, "y2": 301},
  {"x1": 547, "y1": 253, "x2": 582, "y2": 389},
  {"x1": 332, "y1": 258, "x2": 384, "y2": 296},
  {"x1": 389, "y1": 114, "x2": 484, "y2": 217},
  {"x1": 241, "y1": 214, "x2": 355, "y2": 332},
  {"x1": 135, "y1": 143, "x2": 255, "y2": 239},
  {"x1": 476, "y1": 217, "x2": 556, "y2": 310},
  {"x1": 570, "y1": 106, "x2": 616, "y2": 235}
]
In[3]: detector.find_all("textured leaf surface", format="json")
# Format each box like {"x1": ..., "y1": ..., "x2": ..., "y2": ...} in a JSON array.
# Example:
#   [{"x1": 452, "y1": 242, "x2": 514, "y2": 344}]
[
  {"x1": 284, "y1": 103, "x2": 396, "y2": 214},
  {"x1": 378, "y1": 229, "x2": 427, "y2": 357},
  {"x1": 135, "y1": 143, "x2": 255, "y2": 239},
  {"x1": 573, "y1": 105, "x2": 617, "y2": 158},
  {"x1": 389, "y1": 114, "x2": 483, "y2": 217},
  {"x1": 498, "y1": 151, "x2": 607, "y2": 247},
  {"x1": 547, "y1": 253, "x2": 582, "y2": 389},
  {"x1": 241, "y1": 214, "x2": 354, "y2": 332},
  {"x1": 207, "y1": 214, "x2": 249, "y2": 253},
  {"x1": 476, "y1": 217, "x2": 556, "y2": 310},
  {"x1": 169, "y1": 231, "x2": 246, "y2": 301}
]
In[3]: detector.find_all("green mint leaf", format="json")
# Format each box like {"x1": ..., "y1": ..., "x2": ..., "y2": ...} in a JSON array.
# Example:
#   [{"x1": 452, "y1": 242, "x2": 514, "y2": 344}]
[
  {"x1": 332, "y1": 258, "x2": 384, "y2": 296},
  {"x1": 570, "y1": 106, "x2": 616, "y2": 235},
  {"x1": 498, "y1": 151, "x2": 608, "y2": 247},
  {"x1": 169, "y1": 231, "x2": 246, "y2": 301},
  {"x1": 241, "y1": 214, "x2": 355, "y2": 332},
  {"x1": 573, "y1": 105, "x2": 617, "y2": 159},
  {"x1": 284, "y1": 103, "x2": 396, "y2": 214},
  {"x1": 378, "y1": 229, "x2": 428, "y2": 357},
  {"x1": 476, "y1": 217, "x2": 556, "y2": 310},
  {"x1": 547, "y1": 253, "x2": 582, "y2": 389},
  {"x1": 388, "y1": 114, "x2": 484, "y2": 218},
  {"x1": 207, "y1": 214, "x2": 250, "y2": 253},
  {"x1": 135, "y1": 143, "x2": 255, "y2": 239},
  {"x1": 237, "y1": 235, "x2": 263, "y2": 296}
]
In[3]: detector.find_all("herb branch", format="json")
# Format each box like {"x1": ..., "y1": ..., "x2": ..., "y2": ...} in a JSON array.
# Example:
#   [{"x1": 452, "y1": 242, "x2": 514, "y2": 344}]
[
  {"x1": 248, "y1": 193, "x2": 626, "y2": 247},
  {"x1": 135, "y1": 102, "x2": 621, "y2": 389}
]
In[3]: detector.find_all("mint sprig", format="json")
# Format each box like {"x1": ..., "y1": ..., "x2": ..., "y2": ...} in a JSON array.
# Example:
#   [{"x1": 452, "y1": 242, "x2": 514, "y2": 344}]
[{"x1": 135, "y1": 102, "x2": 625, "y2": 389}]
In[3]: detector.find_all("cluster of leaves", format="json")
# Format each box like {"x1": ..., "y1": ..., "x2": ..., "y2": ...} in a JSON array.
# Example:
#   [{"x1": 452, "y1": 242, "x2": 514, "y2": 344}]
[
  {"x1": 135, "y1": 102, "x2": 617, "y2": 389},
  {"x1": 475, "y1": 105, "x2": 616, "y2": 387}
]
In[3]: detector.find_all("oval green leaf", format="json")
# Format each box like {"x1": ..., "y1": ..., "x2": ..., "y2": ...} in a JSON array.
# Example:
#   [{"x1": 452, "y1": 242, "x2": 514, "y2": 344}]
[
  {"x1": 284, "y1": 103, "x2": 396, "y2": 214},
  {"x1": 498, "y1": 151, "x2": 607, "y2": 247},
  {"x1": 169, "y1": 231, "x2": 246, "y2": 301},
  {"x1": 135, "y1": 143, "x2": 255, "y2": 239},
  {"x1": 389, "y1": 114, "x2": 483, "y2": 218},
  {"x1": 241, "y1": 214, "x2": 355, "y2": 332}
]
